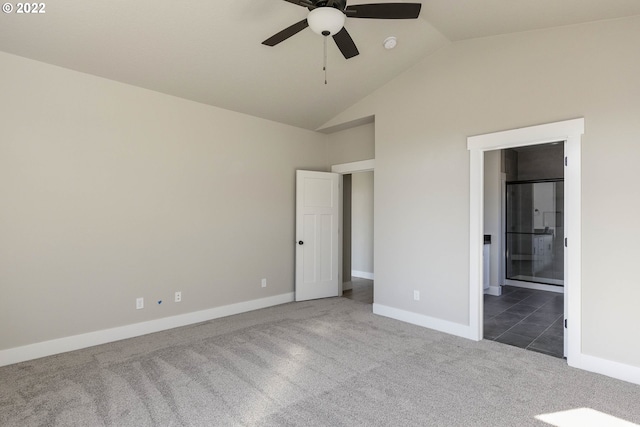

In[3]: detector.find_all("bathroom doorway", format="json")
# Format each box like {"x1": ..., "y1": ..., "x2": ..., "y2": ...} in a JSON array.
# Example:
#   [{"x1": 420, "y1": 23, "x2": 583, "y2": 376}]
[
  {"x1": 483, "y1": 143, "x2": 566, "y2": 358},
  {"x1": 467, "y1": 118, "x2": 583, "y2": 364}
]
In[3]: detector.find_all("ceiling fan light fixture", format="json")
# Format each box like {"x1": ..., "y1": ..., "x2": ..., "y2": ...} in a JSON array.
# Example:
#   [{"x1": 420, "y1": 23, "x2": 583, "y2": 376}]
[{"x1": 307, "y1": 7, "x2": 346, "y2": 36}]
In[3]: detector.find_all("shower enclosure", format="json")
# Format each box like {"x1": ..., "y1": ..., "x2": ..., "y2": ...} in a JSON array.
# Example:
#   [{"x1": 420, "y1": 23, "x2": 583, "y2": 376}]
[{"x1": 506, "y1": 180, "x2": 564, "y2": 287}]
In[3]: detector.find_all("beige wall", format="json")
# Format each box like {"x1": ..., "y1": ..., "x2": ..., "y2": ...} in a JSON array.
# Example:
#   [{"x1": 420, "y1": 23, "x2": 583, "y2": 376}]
[
  {"x1": 0, "y1": 52, "x2": 327, "y2": 350},
  {"x1": 326, "y1": 122, "x2": 375, "y2": 166},
  {"x1": 322, "y1": 16, "x2": 640, "y2": 367}
]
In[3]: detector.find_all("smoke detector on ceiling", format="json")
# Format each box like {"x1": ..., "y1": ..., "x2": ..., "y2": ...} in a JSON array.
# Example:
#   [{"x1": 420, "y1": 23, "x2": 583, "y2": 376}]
[{"x1": 383, "y1": 36, "x2": 397, "y2": 49}]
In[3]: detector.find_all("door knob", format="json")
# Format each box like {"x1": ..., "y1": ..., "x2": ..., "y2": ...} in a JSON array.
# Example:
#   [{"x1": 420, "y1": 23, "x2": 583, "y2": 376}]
[{"x1": 298, "y1": 241, "x2": 304, "y2": 245}]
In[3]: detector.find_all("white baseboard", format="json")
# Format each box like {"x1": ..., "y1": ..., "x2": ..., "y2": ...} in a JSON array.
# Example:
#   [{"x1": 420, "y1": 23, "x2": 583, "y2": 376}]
[
  {"x1": 484, "y1": 285, "x2": 502, "y2": 296},
  {"x1": 352, "y1": 270, "x2": 374, "y2": 280},
  {"x1": 569, "y1": 353, "x2": 640, "y2": 386},
  {"x1": 0, "y1": 292, "x2": 294, "y2": 367},
  {"x1": 373, "y1": 303, "x2": 475, "y2": 340}
]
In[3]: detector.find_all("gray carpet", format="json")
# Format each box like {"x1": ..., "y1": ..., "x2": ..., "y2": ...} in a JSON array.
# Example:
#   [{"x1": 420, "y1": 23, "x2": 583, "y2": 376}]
[{"x1": 1, "y1": 297, "x2": 639, "y2": 426}]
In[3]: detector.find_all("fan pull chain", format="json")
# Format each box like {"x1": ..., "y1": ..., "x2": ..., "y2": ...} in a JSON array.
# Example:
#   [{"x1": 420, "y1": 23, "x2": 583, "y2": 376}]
[{"x1": 323, "y1": 36, "x2": 328, "y2": 85}]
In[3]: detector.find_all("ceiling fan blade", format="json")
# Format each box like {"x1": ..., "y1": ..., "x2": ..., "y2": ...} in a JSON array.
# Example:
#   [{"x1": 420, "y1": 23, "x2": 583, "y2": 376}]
[
  {"x1": 282, "y1": 0, "x2": 315, "y2": 8},
  {"x1": 333, "y1": 27, "x2": 359, "y2": 59},
  {"x1": 346, "y1": 3, "x2": 421, "y2": 19},
  {"x1": 262, "y1": 19, "x2": 309, "y2": 46}
]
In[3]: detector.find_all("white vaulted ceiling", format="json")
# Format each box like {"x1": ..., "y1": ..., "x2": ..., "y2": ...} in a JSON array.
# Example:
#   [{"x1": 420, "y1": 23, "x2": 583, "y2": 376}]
[{"x1": 1, "y1": 0, "x2": 639, "y2": 130}]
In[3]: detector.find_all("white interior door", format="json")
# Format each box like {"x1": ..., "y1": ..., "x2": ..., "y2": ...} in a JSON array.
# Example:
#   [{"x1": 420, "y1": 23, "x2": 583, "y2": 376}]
[{"x1": 295, "y1": 170, "x2": 340, "y2": 301}]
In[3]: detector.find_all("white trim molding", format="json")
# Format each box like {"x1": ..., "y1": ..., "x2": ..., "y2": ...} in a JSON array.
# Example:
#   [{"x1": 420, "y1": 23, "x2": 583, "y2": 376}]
[
  {"x1": 351, "y1": 270, "x2": 374, "y2": 280},
  {"x1": 570, "y1": 353, "x2": 640, "y2": 386},
  {"x1": 331, "y1": 159, "x2": 375, "y2": 174},
  {"x1": 0, "y1": 292, "x2": 294, "y2": 367},
  {"x1": 467, "y1": 118, "x2": 584, "y2": 364},
  {"x1": 373, "y1": 304, "x2": 476, "y2": 340},
  {"x1": 467, "y1": 119, "x2": 584, "y2": 151}
]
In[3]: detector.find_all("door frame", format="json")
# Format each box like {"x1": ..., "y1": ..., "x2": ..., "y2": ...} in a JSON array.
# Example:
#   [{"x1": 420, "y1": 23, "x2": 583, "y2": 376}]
[
  {"x1": 330, "y1": 159, "x2": 375, "y2": 296},
  {"x1": 467, "y1": 118, "x2": 583, "y2": 364},
  {"x1": 331, "y1": 159, "x2": 375, "y2": 174}
]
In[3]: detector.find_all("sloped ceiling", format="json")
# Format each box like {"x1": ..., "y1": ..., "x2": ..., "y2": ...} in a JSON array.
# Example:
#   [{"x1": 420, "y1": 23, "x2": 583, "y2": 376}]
[{"x1": 1, "y1": 0, "x2": 639, "y2": 130}]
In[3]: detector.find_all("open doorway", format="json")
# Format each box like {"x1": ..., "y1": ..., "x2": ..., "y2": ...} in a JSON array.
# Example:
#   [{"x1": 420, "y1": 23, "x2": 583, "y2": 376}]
[
  {"x1": 342, "y1": 171, "x2": 374, "y2": 304},
  {"x1": 467, "y1": 118, "x2": 583, "y2": 365},
  {"x1": 483, "y1": 144, "x2": 565, "y2": 358},
  {"x1": 330, "y1": 160, "x2": 375, "y2": 306}
]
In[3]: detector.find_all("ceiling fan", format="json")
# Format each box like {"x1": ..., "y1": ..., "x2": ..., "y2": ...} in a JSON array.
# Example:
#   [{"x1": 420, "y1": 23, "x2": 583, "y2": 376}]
[{"x1": 262, "y1": 0, "x2": 422, "y2": 59}]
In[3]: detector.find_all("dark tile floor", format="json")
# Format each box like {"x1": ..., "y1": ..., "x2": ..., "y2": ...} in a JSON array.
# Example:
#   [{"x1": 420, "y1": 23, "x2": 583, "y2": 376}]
[
  {"x1": 342, "y1": 278, "x2": 373, "y2": 304},
  {"x1": 484, "y1": 285, "x2": 565, "y2": 358}
]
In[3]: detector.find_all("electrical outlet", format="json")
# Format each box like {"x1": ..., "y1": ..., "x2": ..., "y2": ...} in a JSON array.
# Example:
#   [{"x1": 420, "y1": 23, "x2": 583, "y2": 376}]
[
  {"x1": 136, "y1": 297, "x2": 144, "y2": 309},
  {"x1": 413, "y1": 290, "x2": 420, "y2": 301},
  {"x1": 175, "y1": 291, "x2": 182, "y2": 303},
  {"x1": 261, "y1": 278, "x2": 267, "y2": 288}
]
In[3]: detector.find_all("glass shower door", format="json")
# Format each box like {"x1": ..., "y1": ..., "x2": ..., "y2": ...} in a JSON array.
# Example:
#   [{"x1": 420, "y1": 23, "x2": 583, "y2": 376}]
[{"x1": 506, "y1": 180, "x2": 564, "y2": 287}]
